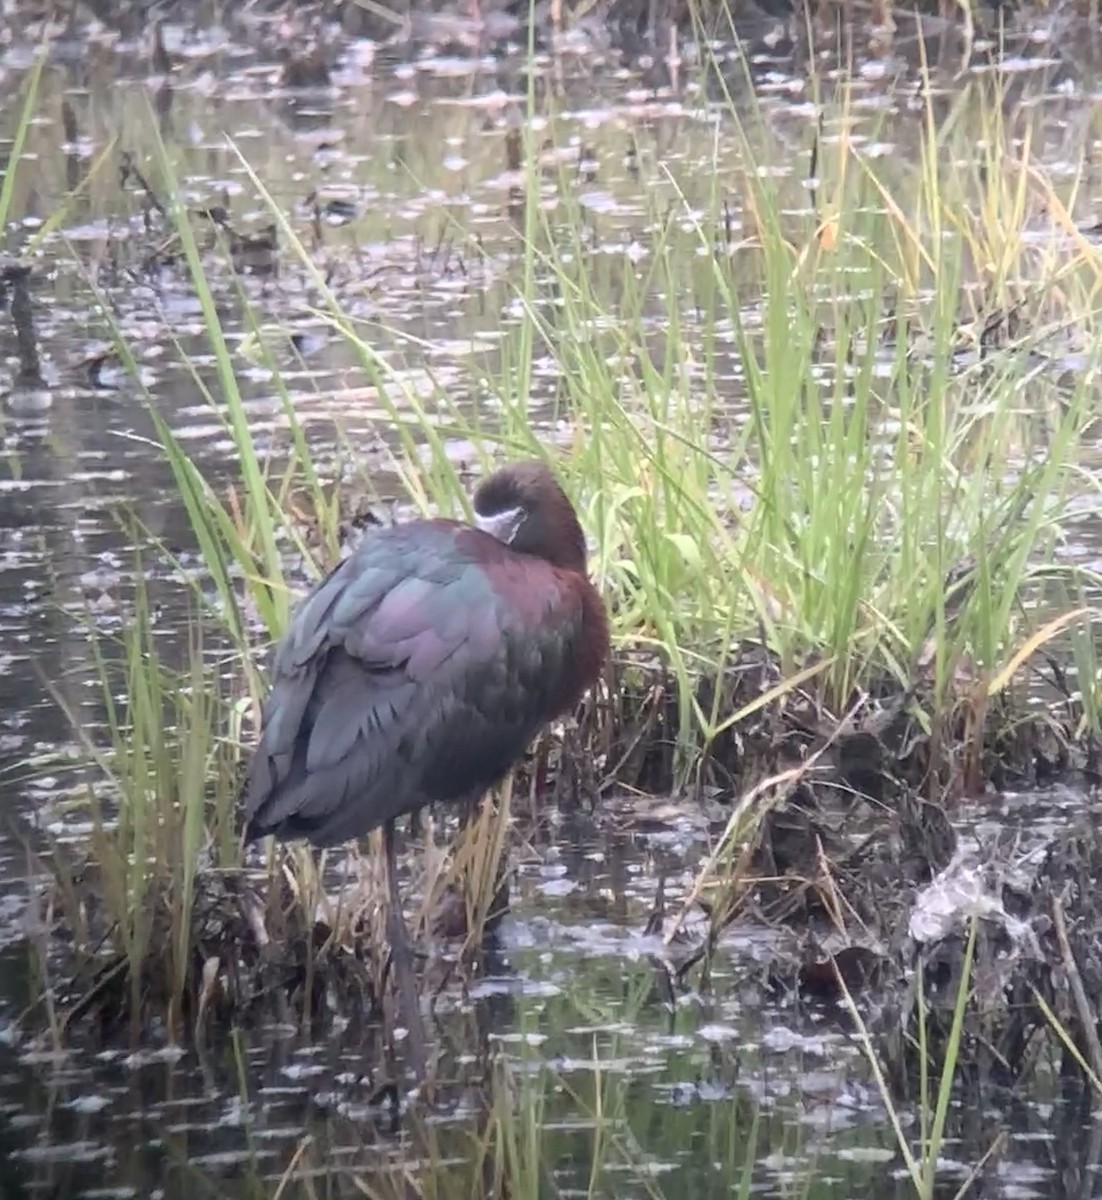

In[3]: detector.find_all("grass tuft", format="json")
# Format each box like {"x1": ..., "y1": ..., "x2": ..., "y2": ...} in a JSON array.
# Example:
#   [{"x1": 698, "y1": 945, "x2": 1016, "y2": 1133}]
[{"x1": 8, "y1": 32, "x2": 1102, "y2": 1144}]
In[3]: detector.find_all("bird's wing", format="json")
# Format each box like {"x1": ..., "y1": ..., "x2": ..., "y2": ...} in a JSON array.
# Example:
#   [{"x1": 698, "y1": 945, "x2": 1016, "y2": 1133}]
[{"x1": 242, "y1": 526, "x2": 583, "y2": 846}]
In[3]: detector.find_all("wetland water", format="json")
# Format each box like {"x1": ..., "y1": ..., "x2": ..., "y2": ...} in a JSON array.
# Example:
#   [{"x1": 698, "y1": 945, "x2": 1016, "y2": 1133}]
[{"x1": 3, "y1": 4, "x2": 1102, "y2": 1197}]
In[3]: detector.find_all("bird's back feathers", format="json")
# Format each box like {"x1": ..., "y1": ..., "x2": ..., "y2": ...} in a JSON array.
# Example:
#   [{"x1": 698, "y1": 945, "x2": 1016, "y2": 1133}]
[{"x1": 243, "y1": 519, "x2": 599, "y2": 847}]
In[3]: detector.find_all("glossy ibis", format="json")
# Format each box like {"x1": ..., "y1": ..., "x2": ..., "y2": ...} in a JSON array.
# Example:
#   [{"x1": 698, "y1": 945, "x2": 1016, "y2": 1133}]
[{"x1": 242, "y1": 459, "x2": 609, "y2": 1078}]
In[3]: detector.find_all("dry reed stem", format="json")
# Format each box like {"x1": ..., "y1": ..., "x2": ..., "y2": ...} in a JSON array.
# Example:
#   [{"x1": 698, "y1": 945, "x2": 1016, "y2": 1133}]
[
  {"x1": 1052, "y1": 895, "x2": 1102, "y2": 1086},
  {"x1": 458, "y1": 777, "x2": 514, "y2": 955}
]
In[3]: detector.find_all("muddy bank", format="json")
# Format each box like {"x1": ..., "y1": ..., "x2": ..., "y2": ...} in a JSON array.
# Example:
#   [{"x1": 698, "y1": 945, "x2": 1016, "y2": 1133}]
[
  {"x1": 563, "y1": 637, "x2": 1102, "y2": 1102},
  {"x1": 23, "y1": 626, "x2": 1102, "y2": 1088}
]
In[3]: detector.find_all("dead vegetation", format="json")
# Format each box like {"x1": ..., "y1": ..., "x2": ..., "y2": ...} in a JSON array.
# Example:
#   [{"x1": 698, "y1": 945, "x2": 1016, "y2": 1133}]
[
  {"x1": 5, "y1": 0, "x2": 1102, "y2": 1123},
  {"x1": 19, "y1": 616, "x2": 1101, "y2": 1099}
]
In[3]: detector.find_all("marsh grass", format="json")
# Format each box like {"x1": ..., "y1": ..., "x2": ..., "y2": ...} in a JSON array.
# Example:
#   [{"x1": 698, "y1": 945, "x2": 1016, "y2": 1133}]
[
  {"x1": 38, "y1": 590, "x2": 242, "y2": 1043},
  {"x1": 16, "y1": 25, "x2": 1102, "y2": 1140},
  {"x1": 0, "y1": 54, "x2": 44, "y2": 239},
  {"x1": 414, "y1": 780, "x2": 515, "y2": 952},
  {"x1": 839, "y1": 919, "x2": 1002, "y2": 1200}
]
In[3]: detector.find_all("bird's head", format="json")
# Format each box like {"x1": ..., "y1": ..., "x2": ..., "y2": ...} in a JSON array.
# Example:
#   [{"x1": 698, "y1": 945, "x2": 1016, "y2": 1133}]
[{"x1": 472, "y1": 459, "x2": 588, "y2": 574}]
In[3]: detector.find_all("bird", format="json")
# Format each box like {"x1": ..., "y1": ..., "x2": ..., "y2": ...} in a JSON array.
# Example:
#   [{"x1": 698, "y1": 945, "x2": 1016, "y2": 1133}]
[{"x1": 241, "y1": 459, "x2": 609, "y2": 1078}]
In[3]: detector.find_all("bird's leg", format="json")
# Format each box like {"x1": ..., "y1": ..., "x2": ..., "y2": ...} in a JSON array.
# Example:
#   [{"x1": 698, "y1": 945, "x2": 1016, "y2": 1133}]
[
  {"x1": 461, "y1": 788, "x2": 484, "y2": 830},
  {"x1": 383, "y1": 820, "x2": 428, "y2": 1083}
]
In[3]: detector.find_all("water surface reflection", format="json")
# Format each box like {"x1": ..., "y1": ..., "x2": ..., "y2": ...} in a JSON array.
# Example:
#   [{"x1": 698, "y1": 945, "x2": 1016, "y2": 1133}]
[{"x1": 1, "y1": 4, "x2": 1101, "y2": 1196}]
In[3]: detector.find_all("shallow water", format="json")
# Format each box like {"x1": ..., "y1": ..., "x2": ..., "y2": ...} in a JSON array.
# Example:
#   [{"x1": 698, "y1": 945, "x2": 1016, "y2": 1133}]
[{"x1": 3, "y1": 2, "x2": 1102, "y2": 1196}]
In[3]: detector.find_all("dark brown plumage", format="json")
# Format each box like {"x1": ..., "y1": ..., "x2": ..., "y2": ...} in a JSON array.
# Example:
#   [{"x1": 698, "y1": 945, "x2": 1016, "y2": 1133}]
[
  {"x1": 242, "y1": 460, "x2": 607, "y2": 1079},
  {"x1": 242, "y1": 459, "x2": 608, "y2": 849}
]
